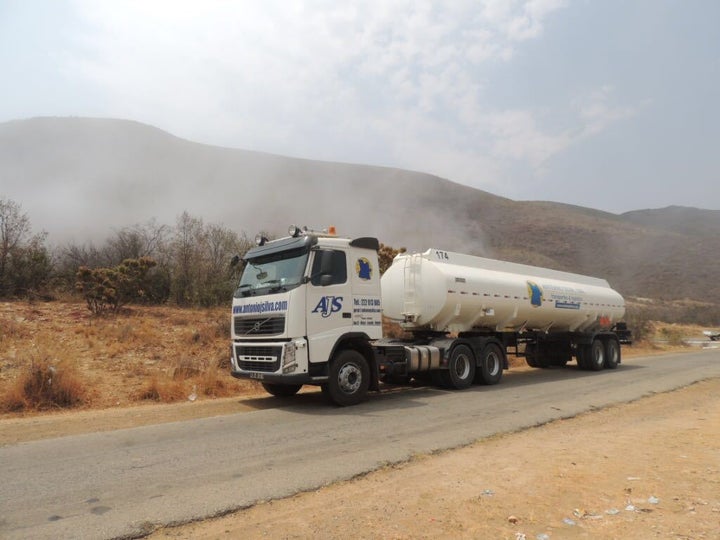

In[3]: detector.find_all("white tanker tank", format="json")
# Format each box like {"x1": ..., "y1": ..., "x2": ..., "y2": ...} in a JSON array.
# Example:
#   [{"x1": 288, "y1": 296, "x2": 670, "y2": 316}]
[{"x1": 382, "y1": 249, "x2": 626, "y2": 334}]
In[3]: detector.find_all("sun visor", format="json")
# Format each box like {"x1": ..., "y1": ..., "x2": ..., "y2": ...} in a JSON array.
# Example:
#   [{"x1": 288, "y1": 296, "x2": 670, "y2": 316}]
[{"x1": 243, "y1": 235, "x2": 317, "y2": 260}]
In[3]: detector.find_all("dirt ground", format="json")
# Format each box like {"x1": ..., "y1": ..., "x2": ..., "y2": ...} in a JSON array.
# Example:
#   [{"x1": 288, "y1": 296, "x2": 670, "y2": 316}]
[
  {"x1": 148, "y1": 378, "x2": 720, "y2": 540},
  {"x1": 2, "y1": 300, "x2": 719, "y2": 538}
]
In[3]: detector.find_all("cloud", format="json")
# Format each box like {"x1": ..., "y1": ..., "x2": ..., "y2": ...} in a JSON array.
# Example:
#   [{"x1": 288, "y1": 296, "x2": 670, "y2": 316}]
[
  {"x1": 64, "y1": 0, "x2": 638, "y2": 192},
  {"x1": 575, "y1": 85, "x2": 644, "y2": 137},
  {"x1": 487, "y1": 86, "x2": 642, "y2": 170},
  {"x1": 488, "y1": 109, "x2": 571, "y2": 167}
]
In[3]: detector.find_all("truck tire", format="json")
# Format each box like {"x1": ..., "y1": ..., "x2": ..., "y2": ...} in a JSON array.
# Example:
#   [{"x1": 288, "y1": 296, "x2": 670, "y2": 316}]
[
  {"x1": 604, "y1": 338, "x2": 620, "y2": 369},
  {"x1": 588, "y1": 339, "x2": 605, "y2": 371},
  {"x1": 475, "y1": 343, "x2": 503, "y2": 385},
  {"x1": 261, "y1": 383, "x2": 302, "y2": 397},
  {"x1": 525, "y1": 343, "x2": 540, "y2": 368},
  {"x1": 439, "y1": 344, "x2": 476, "y2": 390},
  {"x1": 326, "y1": 349, "x2": 370, "y2": 406},
  {"x1": 576, "y1": 344, "x2": 591, "y2": 370}
]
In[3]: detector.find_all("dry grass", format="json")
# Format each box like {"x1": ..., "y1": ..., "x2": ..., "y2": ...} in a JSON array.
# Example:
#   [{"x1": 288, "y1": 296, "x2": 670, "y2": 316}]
[
  {"x1": 136, "y1": 357, "x2": 233, "y2": 403},
  {"x1": 0, "y1": 300, "x2": 714, "y2": 416},
  {"x1": 137, "y1": 375, "x2": 187, "y2": 402},
  {"x1": 1, "y1": 359, "x2": 88, "y2": 412},
  {"x1": 0, "y1": 300, "x2": 252, "y2": 415}
]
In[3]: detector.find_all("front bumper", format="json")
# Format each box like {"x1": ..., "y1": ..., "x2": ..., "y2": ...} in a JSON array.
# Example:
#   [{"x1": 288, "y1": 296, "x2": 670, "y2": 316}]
[
  {"x1": 230, "y1": 370, "x2": 325, "y2": 385},
  {"x1": 230, "y1": 338, "x2": 326, "y2": 384}
]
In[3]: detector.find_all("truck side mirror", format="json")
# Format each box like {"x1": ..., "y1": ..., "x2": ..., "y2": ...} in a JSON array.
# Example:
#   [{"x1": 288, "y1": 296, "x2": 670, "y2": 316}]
[
  {"x1": 318, "y1": 251, "x2": 337, "y2": 286},
  {"x1": 306, "y1": 250, "x2": 337, "y2": 286},
  {"x1": 319, "y1": 250, "x2": 334, "y2": 275}
]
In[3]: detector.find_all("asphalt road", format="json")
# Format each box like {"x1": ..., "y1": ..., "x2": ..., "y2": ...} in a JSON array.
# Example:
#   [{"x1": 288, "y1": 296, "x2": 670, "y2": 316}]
[{"x1": 2, "y1": 349, "x2": 719, "y2": 540}]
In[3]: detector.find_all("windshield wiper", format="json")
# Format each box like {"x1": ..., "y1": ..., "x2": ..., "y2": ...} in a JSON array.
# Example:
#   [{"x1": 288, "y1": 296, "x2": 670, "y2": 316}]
[
  {"x1": 234, "y1": 283, "x2": 255, "y2": 298},
  {"x1": 259, "y1": 279, "x2": 289, "y2": 293}
]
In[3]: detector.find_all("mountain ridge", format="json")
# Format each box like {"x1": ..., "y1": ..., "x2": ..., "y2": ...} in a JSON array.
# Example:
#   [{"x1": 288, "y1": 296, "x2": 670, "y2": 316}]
[{"x1": 1, "y1": 117, "x2": 718, "y2": 307}]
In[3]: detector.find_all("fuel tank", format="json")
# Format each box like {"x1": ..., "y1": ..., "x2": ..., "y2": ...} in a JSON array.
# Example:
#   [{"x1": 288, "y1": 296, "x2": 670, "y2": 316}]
[{"x1": 381, "y1": 249, "x2": 625, "y2": 334}]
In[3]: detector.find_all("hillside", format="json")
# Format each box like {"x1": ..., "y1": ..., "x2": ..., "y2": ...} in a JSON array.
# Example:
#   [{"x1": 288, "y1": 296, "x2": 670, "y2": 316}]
[{"x1": 1, "y1": 117, "x2": 719, "y2": 308}]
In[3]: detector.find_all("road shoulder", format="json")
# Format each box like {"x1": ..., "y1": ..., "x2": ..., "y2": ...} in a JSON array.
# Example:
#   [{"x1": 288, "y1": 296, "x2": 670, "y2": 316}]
[{"x1": 150, "y1": 378, "x2": 720, "y2": 539}]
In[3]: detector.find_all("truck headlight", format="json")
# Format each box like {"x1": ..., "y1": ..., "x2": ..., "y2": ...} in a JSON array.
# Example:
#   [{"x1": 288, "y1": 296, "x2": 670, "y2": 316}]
[{"x1": 282, "y1": 341, "x2": 297, "y2": 373}]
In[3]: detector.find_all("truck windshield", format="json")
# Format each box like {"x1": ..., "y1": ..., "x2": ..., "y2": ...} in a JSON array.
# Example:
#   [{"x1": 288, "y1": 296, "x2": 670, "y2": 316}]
[{"x1": 235, "y1": 248, "x2": 309, "y2": 297}]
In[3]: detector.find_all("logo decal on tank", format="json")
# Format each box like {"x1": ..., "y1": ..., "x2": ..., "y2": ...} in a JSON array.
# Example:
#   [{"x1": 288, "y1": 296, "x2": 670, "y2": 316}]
[{"x1": 527, "y1": 281, "x2": 543, "y2": 307}]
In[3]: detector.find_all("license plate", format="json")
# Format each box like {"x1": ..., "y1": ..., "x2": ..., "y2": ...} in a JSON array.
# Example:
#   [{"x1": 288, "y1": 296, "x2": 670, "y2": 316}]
[{"x1": 249, "y1": 372, "x2": 265, "y2": 380}]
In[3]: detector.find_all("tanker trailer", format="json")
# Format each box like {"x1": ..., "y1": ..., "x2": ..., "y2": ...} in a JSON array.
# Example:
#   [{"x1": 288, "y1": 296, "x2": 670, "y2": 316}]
[{"x1": 373, "y1": 248, "x2": 628, "y2": 386}]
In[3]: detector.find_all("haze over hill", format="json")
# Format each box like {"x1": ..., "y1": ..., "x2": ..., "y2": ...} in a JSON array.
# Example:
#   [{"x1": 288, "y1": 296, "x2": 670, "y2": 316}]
[{"x1": 1, "y1": 117, "x2": 719, "y2": 307}]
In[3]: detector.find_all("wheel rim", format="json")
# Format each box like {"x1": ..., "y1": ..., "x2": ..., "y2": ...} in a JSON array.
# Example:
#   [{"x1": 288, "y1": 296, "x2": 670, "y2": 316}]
[
  {"x1": 486, "y1": 352, "x2": 500, "y2": 376},
  {"x1": 454, "y1": 353, "x2": 471, "y2": 379},
  {"x1": 338, "y1": 363, "x2": 362, "y2": 394},
  {"x1": 593, "y1": 344, "x2": 604, "y2": 367}
]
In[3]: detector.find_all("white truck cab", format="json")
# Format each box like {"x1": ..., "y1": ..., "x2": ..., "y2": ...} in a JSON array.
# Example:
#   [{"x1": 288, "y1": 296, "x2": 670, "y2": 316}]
[{"x1": 230, "y1": 227, "x2": 382, "y2": 404}]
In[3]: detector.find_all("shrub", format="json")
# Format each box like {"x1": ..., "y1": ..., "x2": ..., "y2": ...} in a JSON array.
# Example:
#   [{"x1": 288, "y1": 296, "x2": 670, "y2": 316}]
[
  {"x1": 76, "y1": 257, "x2": 158, "y2": 314},
  {"x1": 660, "y1": 326, "x2": 686, "y2": 347},
  {"x1": 1, "y1": 359, "x2": 87, "y2": 412},
  {"x1": 623, "y1": 308, "x2": 653, "y2": 344},
  {"x1": 137, "y1": 375, "x2": 187, "y2": 402}
]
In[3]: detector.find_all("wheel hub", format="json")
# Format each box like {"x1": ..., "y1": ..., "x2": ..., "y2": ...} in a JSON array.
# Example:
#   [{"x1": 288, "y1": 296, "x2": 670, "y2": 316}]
[
  {"x1": 454, "y1": 354, "x2": 471, "y2": 379},
  {"x1": 338, "y1": 363, "x2": 361, "y2": 394},
  {"x1": 487, "y1": 352, "x2": 500, "y2": 376}
]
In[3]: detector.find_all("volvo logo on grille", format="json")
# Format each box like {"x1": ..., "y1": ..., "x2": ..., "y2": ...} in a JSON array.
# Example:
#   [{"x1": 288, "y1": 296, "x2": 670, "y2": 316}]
[{"x1": 236, "y1": 316, "x2": 284, "y2": 336}]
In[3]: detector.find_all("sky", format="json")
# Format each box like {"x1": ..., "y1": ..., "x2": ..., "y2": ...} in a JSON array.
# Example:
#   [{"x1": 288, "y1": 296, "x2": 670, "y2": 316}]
[{"x1": 1, "y1": 0, "x2": 719, "y2": 214}]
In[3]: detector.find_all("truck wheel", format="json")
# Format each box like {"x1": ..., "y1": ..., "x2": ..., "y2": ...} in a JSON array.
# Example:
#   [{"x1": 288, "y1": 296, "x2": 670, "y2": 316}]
[
  {"x1": 261, "y1": 382, "x2": 302, "y2": 397},
  {"x1": 525, "y1": 343, "x2": 539, "y2": 368},
  {"x1": 604, "y1": 338, "x2": 620, "y2": 369},
  {"x1": 326, "y1": 349, "x2": 370, "y2": 406},
  {"x1": 475, "y1": 343, "x2": 503, "y2": 385},
  {"x1": 588, "y1": 339, "x2": 605, "y2": 371},
  {"x1": 440, "y1": 344, "x2": 476, "y2": 390},
  {"x1": 576, "y1": 345, "x2": 590, "y2": 370}
]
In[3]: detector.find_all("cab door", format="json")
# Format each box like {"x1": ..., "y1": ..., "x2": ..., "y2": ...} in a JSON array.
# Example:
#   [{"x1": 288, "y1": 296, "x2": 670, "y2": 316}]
[
  {"x1": 349, "y1": 249, "x2": 383, "y2": 339},
  {"x1": 306, "y1": 248, "x2": 353, "y2": 363}
]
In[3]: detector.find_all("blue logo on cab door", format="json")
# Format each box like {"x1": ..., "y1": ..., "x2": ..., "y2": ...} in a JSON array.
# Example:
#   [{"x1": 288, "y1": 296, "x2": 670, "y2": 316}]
[
  {"x1": 312, "y1": 296, "x2": 343, "y2": 318},
  {"x1": 356, "y1": 258, "x2": 372, "y2": 280}
]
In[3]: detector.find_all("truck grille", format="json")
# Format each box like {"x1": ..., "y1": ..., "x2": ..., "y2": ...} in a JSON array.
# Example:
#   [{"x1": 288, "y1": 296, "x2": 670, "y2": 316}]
[
  {"x1": 234, "y1": 316, "x2": 286, "y2": 336},
  {"x1": 235, "y1": 345, "x2": 282, "y2": 372}
]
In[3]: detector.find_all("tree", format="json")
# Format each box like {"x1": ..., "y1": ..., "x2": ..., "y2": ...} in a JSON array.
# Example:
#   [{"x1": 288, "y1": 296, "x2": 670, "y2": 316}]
[
  {"x1": 169, "y1": 212, "x2": 205, "y2": 305},
  {"x1": 105, "y1": 219, "x2": 169, "y2": 264},
  {"x1": 378, "y1": 243, "x2": 406, "y2": 275},
  {"x1": 0, "y1": 198, "x2": 31, "y2": 293},
  {"x1": 0, "y1": 197, "x2": 52, "y2": 297},
  {"x1": 7, "y1": 233, "x2": 53, "y2": 296},
  {"x1": 168, "y1": 212, "x2": 254, "y2": 306}
]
